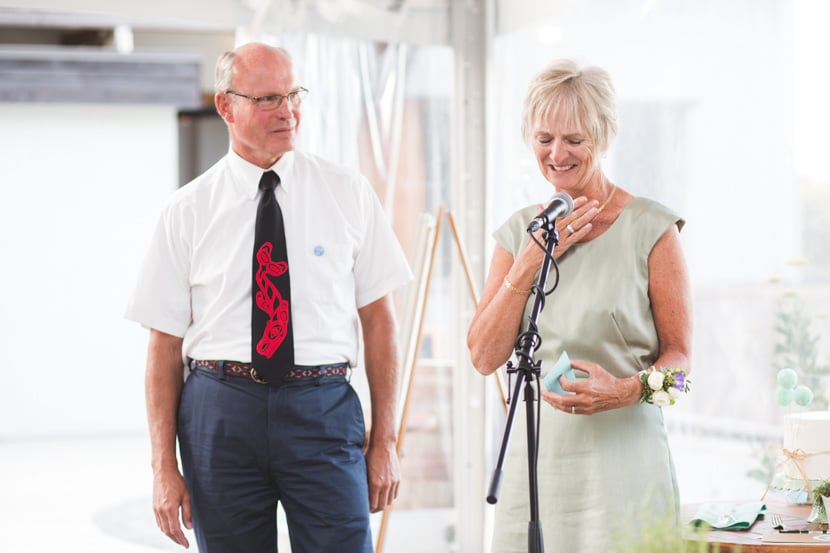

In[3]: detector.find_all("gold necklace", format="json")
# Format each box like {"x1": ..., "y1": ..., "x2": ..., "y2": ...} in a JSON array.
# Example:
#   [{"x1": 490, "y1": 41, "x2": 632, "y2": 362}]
[{"x1": 595, "y1": 183, "x2": 617, "y2": 214}]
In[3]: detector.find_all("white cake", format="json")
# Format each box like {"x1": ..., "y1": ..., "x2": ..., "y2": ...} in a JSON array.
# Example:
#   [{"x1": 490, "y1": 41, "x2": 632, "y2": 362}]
[{"x1": 783, "y1": 411, "x2": 830, "y2": 481}]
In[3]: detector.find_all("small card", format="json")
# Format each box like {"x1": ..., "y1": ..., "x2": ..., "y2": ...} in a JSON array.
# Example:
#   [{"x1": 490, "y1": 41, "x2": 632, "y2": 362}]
[
  {"x1": 543, "y1": 351, "x2": 575, "y2": 394},
  {"x1": 761, "y1": 532, "x2": 830, "y2": 543}
]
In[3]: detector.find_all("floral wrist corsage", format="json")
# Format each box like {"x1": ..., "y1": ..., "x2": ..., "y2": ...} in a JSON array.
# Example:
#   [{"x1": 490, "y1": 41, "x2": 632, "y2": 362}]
[{"x1": 639, "y1": 366, "x2": 690, "y2": 407}]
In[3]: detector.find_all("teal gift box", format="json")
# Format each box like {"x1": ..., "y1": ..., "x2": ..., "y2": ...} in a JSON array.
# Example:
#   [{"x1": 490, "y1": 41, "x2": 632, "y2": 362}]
[{"x1": 543, "y1": 351, "x2": 576, "y2": 395}]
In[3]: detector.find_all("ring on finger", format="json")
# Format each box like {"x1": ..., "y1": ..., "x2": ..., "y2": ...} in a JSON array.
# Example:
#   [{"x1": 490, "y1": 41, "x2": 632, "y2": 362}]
[
  {"x1": 571, "y1": 406, "x2": 576, "y2": 415},
  {"x1": 566, "y1": 224, "x2": 576, "y2": 235}
]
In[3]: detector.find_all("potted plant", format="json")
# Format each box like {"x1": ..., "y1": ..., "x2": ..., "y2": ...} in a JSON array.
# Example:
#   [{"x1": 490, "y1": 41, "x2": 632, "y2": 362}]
[{"x1": 808, "y1": 479, "x2": 830, "y2": 523}]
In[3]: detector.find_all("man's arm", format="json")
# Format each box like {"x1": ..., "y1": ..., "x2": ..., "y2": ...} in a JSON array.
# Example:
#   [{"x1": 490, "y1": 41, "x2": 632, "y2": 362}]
[
  {"x1": 145, "y1": 329, "x2": 192, "y2": 548},
  {"x1": 358, "y1": 295, "x2": 402, "y2": 513}
]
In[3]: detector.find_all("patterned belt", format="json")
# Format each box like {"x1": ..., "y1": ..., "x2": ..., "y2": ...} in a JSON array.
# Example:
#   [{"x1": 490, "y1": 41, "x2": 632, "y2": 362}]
[{"x1": 191, "y1": 359, "x2": 349, "y2": 385}]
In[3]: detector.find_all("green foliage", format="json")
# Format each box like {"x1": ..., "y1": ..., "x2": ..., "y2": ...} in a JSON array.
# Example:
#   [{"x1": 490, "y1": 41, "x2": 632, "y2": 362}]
[
  {"x1": 747, "y1": 296, "x2": 830, "y2": 485},
  {"x1": 612, "y1": 509, "x2": 731, "y2": 553},
  {"x1": 774, "y1": 299, "x2": 818, "y2": 374},
  {"x1": 772, "y1": 297, "x2": 830, "y2": 410},
  {"x1": 814, "y1": 480, "x2": 830, "y2": 516}
]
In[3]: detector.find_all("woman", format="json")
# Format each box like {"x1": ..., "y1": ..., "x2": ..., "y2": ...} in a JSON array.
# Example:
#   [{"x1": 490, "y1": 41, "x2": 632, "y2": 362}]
[{"x1": 467, "y1": 59, "x2": 692, "y2": 552}]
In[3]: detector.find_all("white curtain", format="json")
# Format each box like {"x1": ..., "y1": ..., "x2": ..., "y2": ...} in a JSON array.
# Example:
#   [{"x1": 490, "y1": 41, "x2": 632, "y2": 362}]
[{"x1": 490, "y1": 0, "x2": 830, "y2": 506}]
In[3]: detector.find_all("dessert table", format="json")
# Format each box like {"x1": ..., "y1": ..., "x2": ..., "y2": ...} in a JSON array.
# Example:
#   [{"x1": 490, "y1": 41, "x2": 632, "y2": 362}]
[{"x1": 682, "y1": 500, "x2": 830, "y2": 552}]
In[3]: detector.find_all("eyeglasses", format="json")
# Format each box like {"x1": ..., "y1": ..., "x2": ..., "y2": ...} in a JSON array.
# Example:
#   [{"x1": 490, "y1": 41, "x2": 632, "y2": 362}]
[{"x1": 225, "y1": 87, "x2": 308, "y2": 110}]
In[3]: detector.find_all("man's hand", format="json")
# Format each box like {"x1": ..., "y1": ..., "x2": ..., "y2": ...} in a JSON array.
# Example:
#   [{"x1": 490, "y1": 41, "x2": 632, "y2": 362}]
[
  {"x1": 152, "y1": 467, "x2": 192, "y2": 548},
  {"x1": 358, "y1": 297, "x2": 403, "y2": 513},
  {"x1": 145, "y1": 330, "x2": 189, "y2": 546},
  {"x1": 365, "y1": 442, "x2": 400, "y2": 513}
]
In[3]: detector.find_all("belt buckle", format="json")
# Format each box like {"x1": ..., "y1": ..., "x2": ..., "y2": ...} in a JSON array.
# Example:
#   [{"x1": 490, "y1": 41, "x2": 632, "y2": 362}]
[{"x1": 249, "y1": 367, "x2": 268, "y2": 384}]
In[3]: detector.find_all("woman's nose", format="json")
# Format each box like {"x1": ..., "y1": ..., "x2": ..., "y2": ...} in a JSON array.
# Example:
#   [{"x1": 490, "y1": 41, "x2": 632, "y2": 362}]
[{"x1": 549, "y1": 139, "x2": 566, "y2": 161}]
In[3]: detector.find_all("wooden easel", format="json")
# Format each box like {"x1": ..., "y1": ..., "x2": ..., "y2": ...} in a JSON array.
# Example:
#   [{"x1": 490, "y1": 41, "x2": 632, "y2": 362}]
[{"x1": 374, "y1": 208, "x2": 508, "y2": 553}]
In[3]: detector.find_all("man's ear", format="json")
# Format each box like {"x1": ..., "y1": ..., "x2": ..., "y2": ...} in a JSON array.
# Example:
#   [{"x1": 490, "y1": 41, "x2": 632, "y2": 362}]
[{"x1": 215, "y1": 92, "x2": 233, "y2": 123}]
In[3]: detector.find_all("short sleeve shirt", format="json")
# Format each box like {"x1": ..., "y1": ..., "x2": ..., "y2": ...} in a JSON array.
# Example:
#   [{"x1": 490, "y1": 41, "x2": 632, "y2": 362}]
[{"x1": 125, "y1": 149, "x2": 412, "y2": 366}]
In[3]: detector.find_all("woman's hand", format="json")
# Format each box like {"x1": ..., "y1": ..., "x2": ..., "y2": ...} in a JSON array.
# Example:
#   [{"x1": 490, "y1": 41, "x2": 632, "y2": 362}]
[
  {"x1": 540, "y1": 359, "x2": 642, "y2": 415},
  {"x1": 512, "y1": 196, "x2": 598, "y2": 279},
  {"x1": 553, "y1": 196, "x2": 598, "y2": 253},
  {"x1": 466, "y1": 194, "x2": 603, "y2": 375}
]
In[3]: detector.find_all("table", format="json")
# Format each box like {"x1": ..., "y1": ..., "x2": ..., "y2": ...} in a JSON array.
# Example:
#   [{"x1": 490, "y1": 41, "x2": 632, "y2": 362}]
[{"x1": 682, "y1": 500, "x2": 830, "y2": 552}]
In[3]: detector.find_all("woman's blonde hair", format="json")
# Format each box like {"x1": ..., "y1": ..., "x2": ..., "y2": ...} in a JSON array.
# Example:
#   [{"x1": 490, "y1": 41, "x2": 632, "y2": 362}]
[{"x1": 521, "y1": 59, "x2": 618, "y2": 156}]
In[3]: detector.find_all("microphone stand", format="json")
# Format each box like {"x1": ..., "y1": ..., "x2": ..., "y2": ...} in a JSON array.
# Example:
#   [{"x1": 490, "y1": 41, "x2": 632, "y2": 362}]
[{"x1": 487, "y1": 222, "x2": 561, "y2": 553}]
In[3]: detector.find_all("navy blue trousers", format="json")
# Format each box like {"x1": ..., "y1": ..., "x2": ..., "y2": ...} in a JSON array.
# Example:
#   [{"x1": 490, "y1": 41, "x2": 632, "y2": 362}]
[{"x1": 177, "y1": 367, "x2": 371, "y2": 553}]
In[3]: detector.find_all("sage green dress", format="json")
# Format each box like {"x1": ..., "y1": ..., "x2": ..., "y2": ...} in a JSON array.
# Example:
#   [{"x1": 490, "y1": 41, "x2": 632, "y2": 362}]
[{"x1": 490, "y1": 197, "x2": 684, "y2": 553}]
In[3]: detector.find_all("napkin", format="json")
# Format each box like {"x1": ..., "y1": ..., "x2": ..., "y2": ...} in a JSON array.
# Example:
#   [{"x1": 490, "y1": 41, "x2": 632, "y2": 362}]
[
  {"x1": 542, "y1": 351, "x2": 575, "y2": 394},
  {"x1": 689, "y1": 502, "x2": 767, "y2": 530}
]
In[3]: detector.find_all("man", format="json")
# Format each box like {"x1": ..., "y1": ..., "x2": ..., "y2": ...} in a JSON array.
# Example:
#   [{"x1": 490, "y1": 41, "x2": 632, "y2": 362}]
[{"x1": 125, "y1": 42, "x2": 411, "y2": 552}]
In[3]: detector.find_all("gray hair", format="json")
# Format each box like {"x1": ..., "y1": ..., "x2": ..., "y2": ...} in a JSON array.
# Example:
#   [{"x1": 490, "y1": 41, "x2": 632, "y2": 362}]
[
  {"x1": 214, "y1": 44, "x2": 293, "y2": 93},
  {"x1": 521, "y1": 59, "x2": 618, "y2": 156}
]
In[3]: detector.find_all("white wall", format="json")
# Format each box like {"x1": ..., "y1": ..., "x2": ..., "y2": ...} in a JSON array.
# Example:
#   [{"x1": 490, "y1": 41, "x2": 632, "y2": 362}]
[{"x1": 0, "y1": 103, "x2": 179, "y2": 438}]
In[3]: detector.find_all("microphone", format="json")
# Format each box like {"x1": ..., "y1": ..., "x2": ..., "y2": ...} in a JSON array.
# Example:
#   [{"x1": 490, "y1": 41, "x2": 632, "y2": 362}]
[{"x1": 527, "y1": 192, "x2": 574, "y2": 232}]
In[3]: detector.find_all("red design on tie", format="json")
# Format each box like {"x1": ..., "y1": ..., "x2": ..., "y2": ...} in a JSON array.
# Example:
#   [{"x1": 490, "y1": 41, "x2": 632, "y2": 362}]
[{"x1": 254, "y1": 242, "x2": 290, "y2": 359}]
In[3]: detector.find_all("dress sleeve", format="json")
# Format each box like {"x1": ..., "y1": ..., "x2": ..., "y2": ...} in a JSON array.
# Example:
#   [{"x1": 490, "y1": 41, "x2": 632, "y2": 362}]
[{"x1": 493, "y1": 205, "x2": 539, "y2": 257}]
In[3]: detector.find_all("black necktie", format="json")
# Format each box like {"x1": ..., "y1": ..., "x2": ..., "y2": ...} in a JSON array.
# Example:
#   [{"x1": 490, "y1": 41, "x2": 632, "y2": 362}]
[{"x1": 252, "y1": 170, "x2": 294, "y2": 384}]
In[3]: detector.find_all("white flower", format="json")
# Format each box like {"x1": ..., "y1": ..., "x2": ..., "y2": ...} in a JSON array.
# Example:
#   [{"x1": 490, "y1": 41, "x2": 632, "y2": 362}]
[
  {"x1": 639, "y1": 366, "x2": 690, "y2": 407},
  {"x1": 647, "y1": 370, "x2": 665, "y2": 391},
  {"x1": 651, "y1": 390, "x2": 672, "y2": 407}
]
